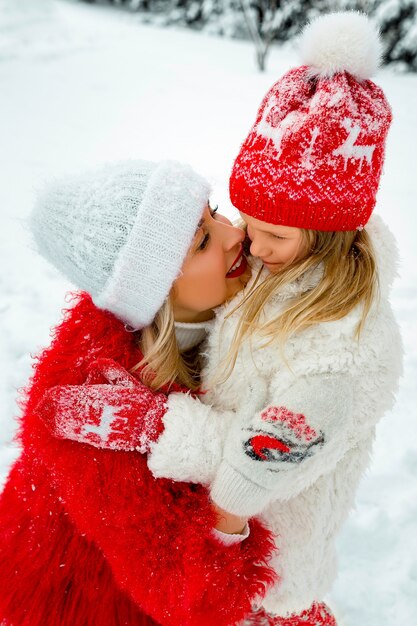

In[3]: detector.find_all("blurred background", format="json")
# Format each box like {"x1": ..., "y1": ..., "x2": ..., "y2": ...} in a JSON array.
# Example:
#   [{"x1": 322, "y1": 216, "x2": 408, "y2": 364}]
[
  {"x1": 63, "y1": 0, "x2": 417, "y2": 72},
  {"x1": 0, "y1": 1, "x2": 416, "y2": 624}
]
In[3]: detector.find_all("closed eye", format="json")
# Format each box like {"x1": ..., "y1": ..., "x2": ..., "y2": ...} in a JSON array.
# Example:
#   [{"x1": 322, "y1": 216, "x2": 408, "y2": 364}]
[
  {"x1": 196, "y1": 205, "x2": 220, "y2": 251},
  {"x1": 197, "y1": 232, "x2": 210, "y2": 251}
]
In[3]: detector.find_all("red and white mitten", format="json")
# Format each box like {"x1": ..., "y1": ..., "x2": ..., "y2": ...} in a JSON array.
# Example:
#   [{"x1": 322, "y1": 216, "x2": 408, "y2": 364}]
[{"x1": 35, "y1": 358, "x2": 167, "y2": 452}]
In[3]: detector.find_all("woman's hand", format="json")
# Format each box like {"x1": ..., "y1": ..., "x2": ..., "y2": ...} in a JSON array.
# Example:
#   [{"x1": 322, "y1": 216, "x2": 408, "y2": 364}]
[
  {"x1": 34, "y1": 358, "x2": 167, "y2": 453},
  {"x1": 211, "y1": 502, "x2": 248, "y2": 535}
]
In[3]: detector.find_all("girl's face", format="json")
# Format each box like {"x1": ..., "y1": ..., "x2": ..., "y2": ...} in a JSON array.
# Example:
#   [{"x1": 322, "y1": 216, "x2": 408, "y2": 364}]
[
  {"x1": 241, "y1": 212, "x2": 308, "y2": 273},
  {"x1": 172, "y1": 205, "x2": 250, "y2": 322}
]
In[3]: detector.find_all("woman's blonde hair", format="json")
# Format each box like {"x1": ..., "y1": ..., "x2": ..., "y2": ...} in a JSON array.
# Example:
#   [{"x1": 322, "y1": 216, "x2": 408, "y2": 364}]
[
  {"x1": 221, "y1": 227, "x2": 379, "y2": 379},
  {"x1": 130, "y1": 295, "x2": 201, "y2": 392}
]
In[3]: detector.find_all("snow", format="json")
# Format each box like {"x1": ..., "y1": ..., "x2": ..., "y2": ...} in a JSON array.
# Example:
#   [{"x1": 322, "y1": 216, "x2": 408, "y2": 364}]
[{"x1": 0, "y1": 0, "x2": 416, "y2": 623}]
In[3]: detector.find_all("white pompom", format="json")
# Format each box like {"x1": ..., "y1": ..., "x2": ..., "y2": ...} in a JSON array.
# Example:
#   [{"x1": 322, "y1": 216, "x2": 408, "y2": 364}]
[{"x1": 299, "y1": 11, "x2": 382, "y2": 80}]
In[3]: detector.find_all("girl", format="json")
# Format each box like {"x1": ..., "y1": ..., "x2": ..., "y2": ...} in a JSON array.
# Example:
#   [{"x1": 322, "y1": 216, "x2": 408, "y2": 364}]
[
  {"x1": 0, "y1": 159, "x2": 277, "y2": 626},
  {"x1": 151, "y1": 13, "x2": 403, "y2": 623},
  {"x1": 44, "y1": 13, "x2": 403, "y2": 625}
]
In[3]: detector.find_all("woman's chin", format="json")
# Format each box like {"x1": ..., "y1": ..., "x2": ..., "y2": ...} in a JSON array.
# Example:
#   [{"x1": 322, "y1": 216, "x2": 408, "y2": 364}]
[
  {"x1": 226, "y1": 267, "x2": 252, "y2": 300},
  {"x1": 240, "y1": 265, "x2": 253, "y2": 287}
]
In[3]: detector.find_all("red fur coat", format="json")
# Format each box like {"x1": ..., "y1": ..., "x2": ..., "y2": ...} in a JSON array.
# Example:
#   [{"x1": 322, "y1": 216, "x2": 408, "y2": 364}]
[{"x1": 0, "y1": 292, "x2": 276, "y2": 626}]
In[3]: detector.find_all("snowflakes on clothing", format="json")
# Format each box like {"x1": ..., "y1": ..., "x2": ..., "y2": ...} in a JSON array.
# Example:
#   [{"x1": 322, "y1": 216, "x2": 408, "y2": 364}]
[
  {"x1": 0, "y1": 291, "x2": 278, "y2": 626},
  {"x1": 34, "y1": 357, "x2": 167, "y2": 452},
  {"x1": 240, "y1": 602, "x2": 337, "y2": 625}
]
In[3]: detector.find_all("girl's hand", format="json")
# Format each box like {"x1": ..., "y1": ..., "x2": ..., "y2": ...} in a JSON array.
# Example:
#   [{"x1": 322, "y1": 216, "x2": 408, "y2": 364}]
[{"x1": 211, "y1": 502, "x2": 248, "y2": 535}]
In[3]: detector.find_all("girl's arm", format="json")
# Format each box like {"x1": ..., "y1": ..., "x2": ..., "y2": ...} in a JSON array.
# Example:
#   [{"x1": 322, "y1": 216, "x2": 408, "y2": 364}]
[
  {"x1": 147, "y1": 391, "x2": 236, "y2": 484},
  {"x1": 28, "y1": 293, "x2": 231, "y2": 488},
  {"x1": 36, "y1": 356, "x2": 236, "y2": 486},
  {"x1": 212, "y1": 503, "x2": 248, "y2": 534},
  {"x1": 147, "y1": 372, "x2": 367, "y2": 519},
  {"x1": 210, "y1": 373, "x2": 357, "y2": 517}
]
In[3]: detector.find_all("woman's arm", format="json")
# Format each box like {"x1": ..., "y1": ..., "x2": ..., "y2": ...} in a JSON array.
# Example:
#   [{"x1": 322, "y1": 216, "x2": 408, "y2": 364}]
[{"x1": 32, "y1": 429, "x2": 276, "y2": 626}]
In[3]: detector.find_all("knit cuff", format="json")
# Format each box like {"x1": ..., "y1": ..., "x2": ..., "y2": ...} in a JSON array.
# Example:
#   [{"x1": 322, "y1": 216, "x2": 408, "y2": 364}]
[
  {"x1": 210, "y1": 462, "x2": 273, "y2": 517},
  {"x1": 96, "y1": 161, "x2": 210, "y2": 330},
  {"x1": 211, "y1": 522, "x2": 250, "y2": 546}
]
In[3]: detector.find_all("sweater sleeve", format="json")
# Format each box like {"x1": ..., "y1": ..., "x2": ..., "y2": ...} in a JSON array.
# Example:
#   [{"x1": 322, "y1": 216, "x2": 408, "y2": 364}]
[
  {"x1": 210, "y1": 372, "x2": 356, "y2": 517},
  {"x1": 147, "y1": 391, "x2": 236, "y2": 485},
  {"x1": 211, "y1": 523, "x2": 250, "y2": 546}
]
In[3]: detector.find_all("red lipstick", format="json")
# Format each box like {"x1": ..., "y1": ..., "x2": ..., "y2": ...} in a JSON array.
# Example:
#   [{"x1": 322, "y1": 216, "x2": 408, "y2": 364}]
[{"x1": 226, "y1": 247, "x2": 248, "y2": 279}]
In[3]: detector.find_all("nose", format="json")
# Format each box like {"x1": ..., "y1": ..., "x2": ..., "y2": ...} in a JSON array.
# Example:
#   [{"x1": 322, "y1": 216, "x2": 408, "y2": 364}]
[
  {"x1": 249, "y1": 233, "x2": 270, "y2": 258},
  {"x1": 217, "y1": 218, "x2": 245, "y2": 251}
]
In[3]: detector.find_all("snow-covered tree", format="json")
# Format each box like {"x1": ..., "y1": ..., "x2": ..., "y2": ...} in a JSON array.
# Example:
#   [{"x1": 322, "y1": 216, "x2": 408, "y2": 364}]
[
  {"x1": 79, "y1": 0, "x2": 417, "y2": 71},
  {"x1": 373, "y1": 0, "x2": 417, "y2": 70}
]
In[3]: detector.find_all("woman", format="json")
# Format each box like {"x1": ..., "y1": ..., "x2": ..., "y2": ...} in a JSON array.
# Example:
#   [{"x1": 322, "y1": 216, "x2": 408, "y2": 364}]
[{"x1": 0, "y1": 159, "x2": 276, "y2": 626}]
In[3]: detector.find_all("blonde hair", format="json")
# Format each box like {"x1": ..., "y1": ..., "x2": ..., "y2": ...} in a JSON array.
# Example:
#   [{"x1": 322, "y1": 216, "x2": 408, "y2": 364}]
[
  {"x1": 130, "y1": 296, "x2": 201, "y2": 392},
  {"x1": 221, "y1": 227, "x2": 378, "y2": 379}
]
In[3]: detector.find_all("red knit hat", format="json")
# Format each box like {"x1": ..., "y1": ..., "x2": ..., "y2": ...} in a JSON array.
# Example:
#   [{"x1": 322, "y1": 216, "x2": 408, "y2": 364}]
[{"x1": 230, "y1": 12, "x2": 392, "y2": 231}]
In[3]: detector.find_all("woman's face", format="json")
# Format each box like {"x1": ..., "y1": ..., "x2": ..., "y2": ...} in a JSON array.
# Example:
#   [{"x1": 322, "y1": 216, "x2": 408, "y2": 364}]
[
  {"x1": 172, "y1": 205, "x2": 250, "y2": 322},
  {"x1": 241, "y1": 212, "x2": 307, "y2": 273}
]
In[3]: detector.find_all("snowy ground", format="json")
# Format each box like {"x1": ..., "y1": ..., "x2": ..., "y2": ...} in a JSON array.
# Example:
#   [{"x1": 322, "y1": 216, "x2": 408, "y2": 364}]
[{"x1": 0, "y1": 0, "x2": 416, "y2": 624}]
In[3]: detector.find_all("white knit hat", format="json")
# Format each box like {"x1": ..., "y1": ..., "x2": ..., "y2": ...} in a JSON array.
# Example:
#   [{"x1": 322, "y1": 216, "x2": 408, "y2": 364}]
[{"x1": 31, "y1": 160, "x2": 210, "y2": 330}]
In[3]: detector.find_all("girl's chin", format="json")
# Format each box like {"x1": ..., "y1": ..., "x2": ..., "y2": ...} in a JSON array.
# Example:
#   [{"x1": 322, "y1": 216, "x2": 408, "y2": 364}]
[{"x1": 264, "y1": 263, "x2": 283, "y2": 274}]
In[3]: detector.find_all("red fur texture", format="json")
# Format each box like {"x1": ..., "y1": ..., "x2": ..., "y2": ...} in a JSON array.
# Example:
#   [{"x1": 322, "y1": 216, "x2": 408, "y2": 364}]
[
  {"x1": 0, "y1": 457, "x2": 158, "y2": 626},
  {"x1": 241, "y1": 602, "x2": 337, "y2": 625},
  {"x1": 0, "y1": 292, "x2": 277, "y2": 626}
]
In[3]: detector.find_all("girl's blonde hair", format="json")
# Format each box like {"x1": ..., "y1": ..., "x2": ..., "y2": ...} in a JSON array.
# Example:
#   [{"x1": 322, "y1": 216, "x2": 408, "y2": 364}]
[
  {"x1": 221, "y1": 227, "x2": 378, "y2": 379},
  {"x1": 130, "y1": 296, "x2": 201, "y2": 392}
]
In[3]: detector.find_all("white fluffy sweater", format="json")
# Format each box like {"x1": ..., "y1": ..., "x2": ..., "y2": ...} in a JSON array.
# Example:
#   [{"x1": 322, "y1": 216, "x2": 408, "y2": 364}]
[{"x1": 148, "y1": 215, "x2": 403, "y2": 616}]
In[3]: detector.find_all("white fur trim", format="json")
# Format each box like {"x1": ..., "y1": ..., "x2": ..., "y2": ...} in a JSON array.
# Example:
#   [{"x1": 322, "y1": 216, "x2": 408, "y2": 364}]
[
  {"x1": 148, "y1": 392, "x2": 234, "y2": 485},
  {"x1": 299, "y1": 11, "x2": 382, "y2": 80}
]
